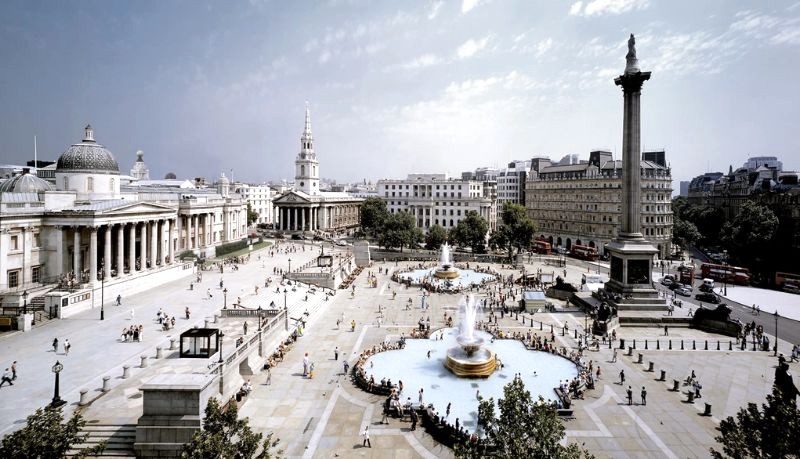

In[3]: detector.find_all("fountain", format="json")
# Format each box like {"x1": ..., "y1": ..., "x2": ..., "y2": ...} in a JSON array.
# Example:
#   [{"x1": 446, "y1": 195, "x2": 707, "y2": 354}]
[
  {"x1": 444, "y1": 295, "x2": 497, "y2": 377},
  {"x1": 433, "y1": 243, "x2": 460, "y2": 279}
]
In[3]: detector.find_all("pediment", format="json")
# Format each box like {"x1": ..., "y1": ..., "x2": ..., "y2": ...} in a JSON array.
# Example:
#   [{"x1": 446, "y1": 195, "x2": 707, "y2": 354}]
[
  {"x1": 103, "y1": 202, "x2": 176, "y2": 215},
  {"x1": 273, "y1": 192, "x2": 311, "y2": 204}
]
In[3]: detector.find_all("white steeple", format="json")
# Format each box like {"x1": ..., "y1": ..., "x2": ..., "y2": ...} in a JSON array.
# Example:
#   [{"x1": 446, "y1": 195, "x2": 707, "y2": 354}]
[{"x1": 295, "y1": 102, "x2": 319, "y2": 195}]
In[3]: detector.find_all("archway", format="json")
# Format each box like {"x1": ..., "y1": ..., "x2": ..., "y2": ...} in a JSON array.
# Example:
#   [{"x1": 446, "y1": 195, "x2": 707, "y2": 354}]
[
  {"x1": 588, "y1": 241, "x2": 595, "y2": 248},
  {"x1": 576, "y1": 239, "x2": 582, "y2": 246},
  {"x1": 566, "y1": 238, "x2": 572, "y2": 250},
  {"x1": 556, "y1": 237, "x2": 562, "y2": 247},
  {"x1": 548, "y1": 235, "x2": 554, "y2": 245}
]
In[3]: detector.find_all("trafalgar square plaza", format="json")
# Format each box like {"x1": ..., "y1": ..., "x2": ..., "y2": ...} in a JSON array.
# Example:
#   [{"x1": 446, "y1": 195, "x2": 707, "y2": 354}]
[{"x1": 1, "y1": 3, "x2": 800, "y2": 459}]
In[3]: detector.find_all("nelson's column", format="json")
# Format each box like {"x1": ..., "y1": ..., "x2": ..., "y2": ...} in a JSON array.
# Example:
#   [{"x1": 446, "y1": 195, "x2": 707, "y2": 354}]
[{"x1": 604, "y1": 34, "x2": 667, "y2": 311}]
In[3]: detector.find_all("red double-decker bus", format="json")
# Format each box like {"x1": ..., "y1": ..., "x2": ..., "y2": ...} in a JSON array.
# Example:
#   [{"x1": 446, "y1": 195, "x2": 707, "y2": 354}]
[
  {"x1": 700, "y1": 263, "x2": 751, "y2": 285},
  {"x1": 533, "y1": 239, "x2": 551, "y2": 255},
  {"x1": 569, "y1": 244, "x2": 599, "y2": 261}
]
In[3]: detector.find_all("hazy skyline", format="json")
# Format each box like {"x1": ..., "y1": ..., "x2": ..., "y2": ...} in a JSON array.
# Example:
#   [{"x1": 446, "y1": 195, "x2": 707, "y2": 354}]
[{"x1": 1, "y1": 0, "x2": 799, "y2": 185}]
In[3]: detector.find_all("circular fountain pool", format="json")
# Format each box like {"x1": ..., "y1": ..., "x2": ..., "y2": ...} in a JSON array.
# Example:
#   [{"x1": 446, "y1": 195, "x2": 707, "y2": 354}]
[{"x1": 398, "y1": 268, "x2": 495, "y2": 289}]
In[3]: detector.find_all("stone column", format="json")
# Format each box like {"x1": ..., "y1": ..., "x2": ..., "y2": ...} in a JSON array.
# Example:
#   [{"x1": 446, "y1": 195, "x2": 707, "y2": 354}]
[
  {"x1": 140, "y1": 222, "x2": 148, "y2": 270},
  {"x1": 300, "y1": 208, "x2": 305, "y2": 231},
  {"x1": 160, "y1": 220, "x2": 167, "y2": 265},
  {"x1": 73, "y1": 227, "x2": 81, "y2": 275},
  {"x1": 129, "y1": 224, "x2": 136, "y2": 273},
  {"x1": 168, "y1": 219, "x2": 175, "y2": 263},
  {"x1": 103, "y1": 225, "x2": 112, "y2": 279},
  {"x1": 176, "y1": 214, "x2": 183, "y2": 250},
  {"x1": 186, "y1": 214, "x2": 193, "y2": 250},
  {"x1": 150, "y1": 220, "x2": 158, "y2": 266},
  {"x1": 89, "y1": 227, "x2": 98, "y2": 283},
  {"x1": 116, "y1": 224, "x2": 124, "y2": 276},
  {"x1": 52, "y1": 226, "x2": 64, "y2": 279}
]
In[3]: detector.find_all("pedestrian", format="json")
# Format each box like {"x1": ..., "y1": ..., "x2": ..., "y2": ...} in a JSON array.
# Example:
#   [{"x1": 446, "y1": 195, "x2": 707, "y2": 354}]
[
  {"x1": 116, "y1": 294, "x2": 122, "y2": 306},
  {"x1": 343, "y1": 360, "x2": 350, "y2": 375},
  {"x1": 0, "y1": 368, "x2": 12, "y2": 387},
  {"x1": 334, "y1": 346, "x2": 339, "y2": 360},
  {"x1": 418, "y1": 388, "x2": 424, "y2": 405},
  {"x1": 64, "y1": 339, "x2": 71, "y2": 356},
  {"x1": 185, "y1": 307, "x2": 190, "y2": 320},
  {"x1": 664, "y1": 325, "x2": 669, "y2": 336},
  {"x1": 596, "y1": 366, "x2": 601, "y2": 379},
  {"x1": 612, "y1": 348, "x2": 617, "y2": 363},
  {"x1": 362, "y1": 425, "x2": 371, "y2": 448},
  {"x1": 410, "y1": 408, "x2": 418, "y2": 430},
  {"x1": 266, "y1": 368, "x2": 272, "y2": 385},
  {"x1": 619, "y1": 369, "x2": 625, "y2": 385},
  {"x1": 626, "y1": 386, "x2": 633, "y2": 405},
  {"x1": 243, "y1": 322, "x2": 248, "y2": 335},
  {"x1": 52, "y1": 337, "x2": 59, "y2": 353},
  {"x1": 303, "y1": 353, "x2": 309, "y2": 376},
  {"x1": 130, "y1": 308, "x2": 135, "y2": 321},
  {"x1": 446, "y1": 402, "x2": 451, "y2": 418},
  {"x1": 381, "y1": 398, "x2": 390, "y2": 424},
  {"x1": 641, "y1": 386, "x2": 647, "y2": 405},
  {"x1": 11, "y1": 361, "x2": 17, "y2": 380}
]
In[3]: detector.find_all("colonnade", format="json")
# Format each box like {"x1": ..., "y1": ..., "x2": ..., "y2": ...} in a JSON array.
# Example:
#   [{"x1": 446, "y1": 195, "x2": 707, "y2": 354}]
[{"x1": 276, "y1": 204, "x2": 360, "y2": 232}]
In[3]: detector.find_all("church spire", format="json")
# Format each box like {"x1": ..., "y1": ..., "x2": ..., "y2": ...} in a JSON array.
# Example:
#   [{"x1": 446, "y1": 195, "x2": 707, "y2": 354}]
[
  {"x1": 303, "y1": 101, "x2": 312, "y2": 138},
  {"x1": 300, "y1": 101, "x2": 314, "y2": 158}
]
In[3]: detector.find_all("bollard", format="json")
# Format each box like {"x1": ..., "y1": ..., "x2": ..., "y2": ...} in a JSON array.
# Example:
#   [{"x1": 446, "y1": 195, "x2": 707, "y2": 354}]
[
  {"x1": 657, "y1": 340, "x2": 660, "y2": 350},
  {"x1": 102, "y1": 376, "x2": 111, "y2": 392},
  {"x1": 562, "y1": 327, "x2": 565, "y2": 336},
  {"x1": 550, "y1": 324, "x2": 553, "y2": 333},
  {"x1": 79, "y1": 389, "x2": 89, "y2": 406},
  {"x1": 681, "y1": 340, "x2": 684, "y2": 350},
  {"x1": 156, "y1": 347, "x2": 163, "y2": 359},
  {"x1": 648, "y1": 361, "x2": 654, "y2": 372},
  {"x1": 704, "y1": 340, "x2": 708, "y2": 351},
  {"x1": 703, "y1": 403, "x2": 712, "y2": 416},
  {"x1": 717, "y1": 341, "x2": 720, "y2": 351},
  {"x1": 540, "y1": 321, "x2": 543, "y2": 331},
  {"x1": 637, "y1": 353, "x2": 643, "y2": 364},
  {"x1": 204, "y1": 319, "x2": 210, "y2": 328},
  {"x1": 122, "y1": 365, "x2": 130, "y2": 379},
  {"x1": 609, "y1": 340, "x2": 612, "y2": 349},
  {"x1": 574, "y1": 329, "x2": 578, "y2": 339},
  {"x1": 645, "y1": 340, "x2": 649, "y2": 350},
  {"x1": 214, "y1": 314, "x2": 219, "y2": 323},
  {"x1": 140, "y1": 355, "x2": 148, "y2": 368},
  {"x1": 620, "y1": 339, "x2": 626, "y2": 350},
  {"x1": 170, "y1": 338, "x2": 177, "y2": 350},
  {"x1": 627, "y1": 346, "x2": 633, "y2": 356},
  {"x1": 692, "y1": 340, "x2": 696, "y2": 350},
  {"x1": 687, "y1": 391, "x2": 695, "y2": 403},
  {"x1": 659, "y1": 369, "x2": 666, "y2": 381},
  {"x1": 633, "y1": 339, "x2": 636, "y2": 350},
  {"x1": 729, "y1": 341, "x2": 733, "y2": 351},
  {"x1": 672, "y1": 379, "x2": 680, "y2": 391},
  {"x1": 669, "y1": 340, "x2": 672, "y2": 350}
]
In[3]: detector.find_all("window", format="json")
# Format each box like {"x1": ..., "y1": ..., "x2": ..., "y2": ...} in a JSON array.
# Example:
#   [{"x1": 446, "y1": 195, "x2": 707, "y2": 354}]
[
  {"x1": 32, "y1": 233, "x2": 40, "y2": 248},
  {"x1": 301, "y1": 165, "x2": 305, "y2": 176},
  {"x1": 86, "y1": 177, "x2": 94, "y2": 192},
  {"x1": 63, "y1": 177, "x2": 69, "y2": 189},
  {"x1": 109, "y1": 178, "x2": 115, "y2": 191},
  {"x1": 7, "y1": 269, "x2": 20, "y2": 288},
  {"x1": 31, "y1": 265, "x2": 41, "y2": 283},
  {"x1": 10, "y1": 235, "x2": 19, "y2": 251}
]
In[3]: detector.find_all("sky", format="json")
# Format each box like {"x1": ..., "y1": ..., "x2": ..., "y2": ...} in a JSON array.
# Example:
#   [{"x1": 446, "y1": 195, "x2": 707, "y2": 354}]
[{"x1": 0, "y1": 0, "x2": 799, "y2": 186}]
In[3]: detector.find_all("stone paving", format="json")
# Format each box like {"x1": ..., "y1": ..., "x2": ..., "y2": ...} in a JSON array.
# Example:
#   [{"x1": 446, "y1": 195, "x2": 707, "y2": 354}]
[{"x1": 1, "y1": 250, "x2": 798, "y2": 459}]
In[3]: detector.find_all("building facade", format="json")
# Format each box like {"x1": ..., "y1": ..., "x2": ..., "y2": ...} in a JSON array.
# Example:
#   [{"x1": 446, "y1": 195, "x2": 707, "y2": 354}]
[
  {"x1": 234, "y1": 183, "x2": 275, "y2": 225},
  {"x1": 497, "y1": 160, "x2": 531, "y2": 206},
  {"x1": 376, "y1": 173, "x2": 497, "y2": 233},
  {"x1": 272, "y1": 105, "x2": 363, "y2": 233},
  {"x1": 525, "y1": 150, "x2": 673, "y2": 258},
  {"x1": 0, "y1": 125, "x2": 247, "y2": 317}
]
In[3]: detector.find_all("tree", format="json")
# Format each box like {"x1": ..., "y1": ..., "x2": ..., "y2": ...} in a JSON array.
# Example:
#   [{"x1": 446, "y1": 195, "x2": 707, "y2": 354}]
[
  {"x1": 451, "y1": 211, "x2": 489, "y2": 253},
  {"x1": 681, "y1": 204, "x2": 725, "y2": 247},
  {"x1": 488, "y1": 230, "x2": 508, "y2": 252},
  {"x1": 494, "y1": 203, "x2": 537, "y2": 258},
  {"x1": 0, "y1": 405, "x2": 106, "y2": 459},
  {"x1": 671, "y1": 218, "x2": 701, "y2": 254},
  {"x1": 377, "y1": 211, "x2": 422, "y2": 252},
  {"x1": 720, "y1": 201, "x2": 778, "y2": 270},
  {"x1": 246, "y1": 203, "x2": 259, "y2": 226},
  {"x1": 359, "y1": 197, "x2": 389, "y2": 237},
  {"x1": 455, "y1": 377, "x2": 592, "y2": 459},
  {"x1": 711, "y1": 387, "x2": 800, "y2": 459},
  {"x1": 182, "y1": 397, "x2": 281, "y2": 459},
  {"x1": 425, "y1": 224, "x2": 448, "y2": 250}
]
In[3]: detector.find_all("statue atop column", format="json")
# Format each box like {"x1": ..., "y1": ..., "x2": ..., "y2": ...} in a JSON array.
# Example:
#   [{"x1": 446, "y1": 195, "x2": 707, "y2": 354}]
[{"x1": 625, "y1": 33, "x2": 640, "y2": 74}]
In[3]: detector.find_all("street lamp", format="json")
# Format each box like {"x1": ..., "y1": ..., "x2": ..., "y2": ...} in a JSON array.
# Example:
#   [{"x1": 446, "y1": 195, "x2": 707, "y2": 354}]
[
  {"x1": 99, "y1": 263, "x2": 105, "y2": 321},
  {"x1": 774, "y1": 310, "x2": 779, "y2": 356},
  {"x1": 22, "y1": 290, "x2": 29, "y2": 316},
  {"x1": 218, "y1": 332, "x2": 225, "y2": 363},
  {"x1": 288, "y1": 258, "x2": 292, "y2": 274},
  {"x1": 223, "y1": 288, "x2": 228, "y2": 309},
  {"x1": 50, "y1": 361, "x2": 66, "y2": 408}
]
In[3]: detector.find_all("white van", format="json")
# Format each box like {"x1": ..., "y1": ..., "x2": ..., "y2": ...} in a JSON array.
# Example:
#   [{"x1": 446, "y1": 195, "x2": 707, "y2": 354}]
[{"x1": 702, "y1": 278, "x2": 715, "y2": 291}]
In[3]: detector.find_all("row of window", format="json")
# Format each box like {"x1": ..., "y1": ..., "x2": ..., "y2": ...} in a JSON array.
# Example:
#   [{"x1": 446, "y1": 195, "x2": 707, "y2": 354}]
[
  {"x1": 7, "y1": 233, "x2": 41, "y2": 250},
  {"x1": 6, "y1": 265, "x2": 42, "y2": 288},
  {"x1": 63, "y1": 177, "x2": 116, "y2": 192}
]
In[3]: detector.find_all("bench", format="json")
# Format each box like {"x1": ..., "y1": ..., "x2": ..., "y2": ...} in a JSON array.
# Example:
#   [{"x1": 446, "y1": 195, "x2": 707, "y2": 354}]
[{"x1": 0, "y1": 317, "x2": 12, "y2": 331}]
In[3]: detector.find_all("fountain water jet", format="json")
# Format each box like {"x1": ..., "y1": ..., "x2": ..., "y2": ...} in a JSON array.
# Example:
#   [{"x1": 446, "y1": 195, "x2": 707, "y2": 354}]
[
  {"x1": 444, "y1": 294, "x2": 497, "y2": 377},
  {"x1": 433, "y1": 243, "x2": 460, "y2": 279}
]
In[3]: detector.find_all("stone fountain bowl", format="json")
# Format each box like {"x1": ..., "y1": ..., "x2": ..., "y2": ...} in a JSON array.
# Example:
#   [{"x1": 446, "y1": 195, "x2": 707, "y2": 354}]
[
  {"x1": 456, "y1": 335, "x2": 485, "y2": 355},
  {"x1": 434, "y1": 267, "x2": 460, "y2": 279},
  {"x1": 445, "y1": 345, "x2": 496, "y2": 378}
]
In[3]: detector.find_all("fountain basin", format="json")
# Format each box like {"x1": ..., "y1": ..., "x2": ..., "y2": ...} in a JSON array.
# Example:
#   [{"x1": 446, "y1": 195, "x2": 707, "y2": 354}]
[
  {"x1": 444, "y1": 346, "x2": 496, "y2": 378},
  {"x1": 433, "y1": 268, "x2": 460, "y2": 279}
]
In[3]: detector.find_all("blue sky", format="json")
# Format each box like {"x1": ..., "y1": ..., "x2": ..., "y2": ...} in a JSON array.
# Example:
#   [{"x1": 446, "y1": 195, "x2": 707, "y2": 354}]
[{"x1": 1, "y1": 0, "x2": 798, "y2": 185}]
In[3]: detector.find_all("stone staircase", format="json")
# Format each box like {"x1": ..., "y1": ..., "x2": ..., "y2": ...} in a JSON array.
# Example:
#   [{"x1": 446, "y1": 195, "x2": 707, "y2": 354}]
[{"x1": 68, "y1": 423, "x2": 136, "y2": 458}]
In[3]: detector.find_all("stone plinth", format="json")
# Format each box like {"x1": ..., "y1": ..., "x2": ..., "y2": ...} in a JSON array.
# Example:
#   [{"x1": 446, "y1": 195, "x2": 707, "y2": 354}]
[{"x1": 134, "y1": 374, "x2": 216, "y2": 458}]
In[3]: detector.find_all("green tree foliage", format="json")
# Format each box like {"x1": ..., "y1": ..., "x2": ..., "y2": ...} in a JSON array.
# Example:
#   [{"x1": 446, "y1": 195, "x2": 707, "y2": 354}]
[
  {"x1": 182, "y1": 397, "x2": 281, "y2": 459},
  {"x1": 377, "y1": 211, "x2": 423, "y2": 252},
  {"x1": 425, "y1": 224, "x2": 448, "y2": 250},
  {"x1": 680, "y1": 204, "x2": 725, "y2": 247},
  {"x1": 671, "y1": 218, "x2": 702, "y2": 254},
  {"x1": 359, "y1": 197, "x2": 389, "y2": 236},
  {"x1": 492, "y1": 203, "x2": 537, "y2": 257},
  {"x1": 0, "y1": 405, "x2": 106, "y2": 459},
  {"x1": 488, "y1": 230, "x2": 508, "y2": 252},
  {"x1": 450, "y1": 211, "x2": 489, "y2": 253},
  {"x1": 720, "y1": 201, "x2": 778, "y2": 268},
  {"x1": 246, "y1": 203, "x2": 259, "y2": 226},
  {"x1": 711, "y1": 387, "x2": 800, "y2": 459},
  {"x1": 455, "y1": 377, "x2": 592, "y2": 459}
]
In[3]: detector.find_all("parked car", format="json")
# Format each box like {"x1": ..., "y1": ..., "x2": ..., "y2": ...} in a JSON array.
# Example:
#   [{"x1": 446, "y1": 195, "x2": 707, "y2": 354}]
[
  {"x1": 695, "y1": 292, "x2": 719, "y2": 304},
  {"x1": 675, "y1": 286, "x2": 692, "y2": 297},
  {"x1": 668, "y1": 282, "x2": 684, "y2": 291},
  {"x1": 660, "y1": 277, "x2": 674, "y2": 287},
  {"x1": 783, "y1": 284, "x2": 800, "y2": 295}
]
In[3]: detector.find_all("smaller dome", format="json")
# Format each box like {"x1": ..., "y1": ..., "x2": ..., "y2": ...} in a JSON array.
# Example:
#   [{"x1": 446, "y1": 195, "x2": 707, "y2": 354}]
[
  {"x1": 164, "y1": 172, "x2": 177, "y2": 179},
  {"x1": 0, "y1": 169, "x2": 55, "y2": 193}
]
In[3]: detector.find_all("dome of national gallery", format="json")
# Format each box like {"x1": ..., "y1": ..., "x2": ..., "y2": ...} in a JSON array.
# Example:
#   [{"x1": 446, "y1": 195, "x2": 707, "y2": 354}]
[
  {"x1": 55, "y1": 125, "x2": 120, "y2": 175},
  {"x1": 0, "y1": 169, "x2": 54, "y2": 193}
]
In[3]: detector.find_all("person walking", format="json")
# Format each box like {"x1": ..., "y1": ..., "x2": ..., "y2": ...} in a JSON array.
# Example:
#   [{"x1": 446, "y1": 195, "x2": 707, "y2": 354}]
[
  {"x1": 334, "y1": 346, "x2": 339, "y2": 360},
  {"x1": 410, "y1": 407, "x2": 418, "y2": 431},
  {"x1": 243, "y1": 322, "x2": 248, "y2": 335},
  {"x1": 619, "y1": 369, "x2": 625, "y2": 385},
  {"x1": 612, "y1": 348, "x2": 617, "y2": 363},
  {"x1": 362, "y1": 426, "x2": 371, "y2": 448},
  {"x1": 0, "y1": 368, "x2": 12, "y2": 387},
  {"x1": 11, "y1": 361, "x2": 17, "y2": 381},
  {"x1": 52, "y1": 337, "x2": 59, "y2": 353},
  {"x1": 641, "y1": 386, "x2": 647, "y2": 405},
  {"x1": 303, "y1": 353, "x2": 309, "y2": 376},
  {"x1": 343, "y1": 360, "x2": 350, "y2": 375},
  {"x1": 64, "y1": 339, "x2": 71, "y2": 356},
  {"x1": 626, "y1": 386, "x2": 633, "y2": 405},
  {"x1": 664, "y1": 325, "x2": 669, "y2": 336},
  {"x1": 265, "y1": 368, "x2": 272, "y2": 385},
  {"x1": 116, "y1": 294, "x2": 122, "y2": 306},
  {"x1": 130, "y1": 308, "x2": 135, "y2": 321}
]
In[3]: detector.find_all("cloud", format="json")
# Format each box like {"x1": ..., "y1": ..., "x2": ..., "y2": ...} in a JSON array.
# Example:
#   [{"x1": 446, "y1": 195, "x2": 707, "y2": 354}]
[
  {"x1": 428, "y1": 1, "x2": 444, "y2": 20},
  {"x1": 319, "y1": 50, "x2": 332, "y2": 64},
  {"x1": 731, "y1": 10, "x2": 800, "y2": 46},
  {"x1": 461, "y1": 0, "x2": 486, "y2": 14},
  {"x1": 570, "y1": 0, "x2": 649, "y2": 17},
  {"x1": 400, "y1": 53, "x2": 442, "y2": 69},
  {"x1": 457, "y1": 36, "x2": 489, "y2": 59},
  {"x1": 534, "y1": 37, "x2": 553, "y2": 57}
]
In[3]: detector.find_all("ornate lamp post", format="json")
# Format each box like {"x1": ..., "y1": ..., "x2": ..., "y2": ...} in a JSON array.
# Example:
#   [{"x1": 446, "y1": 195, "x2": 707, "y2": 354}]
[
  {"x1": 774, "y1": 310, "x2": 779, "y2": 356},
  {"x1": 218, "y1": 332, "x2": 225, "y2": 363},
  {"x1": 22, "y1": 290, "x2": 29, "y2": 316},
  {"x1": 50, "y1": 361, "x2": 66, "y2": 408},
  {"x1": 223, "y1": 288, "x2": 228, "y2": 309},
  {"x1": 288, "y1": 258, "x2": 292, "y2": 274},
  {"x1": 99, "y1": 263, "x2": 105, "y2": 320}
]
